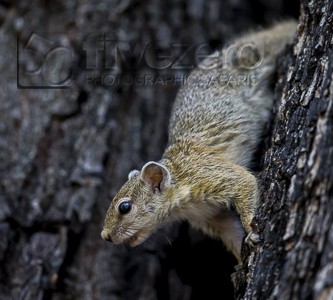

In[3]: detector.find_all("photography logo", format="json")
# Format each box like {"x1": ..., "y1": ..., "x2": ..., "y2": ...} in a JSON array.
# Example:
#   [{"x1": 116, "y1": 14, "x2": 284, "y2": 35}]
[
  {"x1": 17, "y1": 32, "x2": 263, "y2": 88},
  {"x1": 17, "y1": 33, "x2": 74, "y2": 89}
]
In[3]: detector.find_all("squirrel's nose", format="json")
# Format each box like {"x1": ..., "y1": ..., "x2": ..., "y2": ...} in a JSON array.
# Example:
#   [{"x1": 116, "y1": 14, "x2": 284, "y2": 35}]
[{"x1": 101, "y1": 229, "x2": 113, "y2": 242}]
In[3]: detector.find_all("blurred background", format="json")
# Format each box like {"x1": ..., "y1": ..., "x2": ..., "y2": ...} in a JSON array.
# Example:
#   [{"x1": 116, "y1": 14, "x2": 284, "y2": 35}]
[{"x1": 0, "y1": 0, "x2": 299, "y2": 299}]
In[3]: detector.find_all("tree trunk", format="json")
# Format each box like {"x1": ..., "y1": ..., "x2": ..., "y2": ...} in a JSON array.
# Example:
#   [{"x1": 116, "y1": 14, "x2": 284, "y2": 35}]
[
  {"x1": 235, "y1": 1, "x2": 333, "y2": 299},
  {"x1": 4, "y1": 0, "x2": 332, "y2": 300}
]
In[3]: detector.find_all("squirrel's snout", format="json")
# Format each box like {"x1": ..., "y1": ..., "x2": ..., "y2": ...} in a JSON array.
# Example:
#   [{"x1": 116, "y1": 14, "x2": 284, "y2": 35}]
[{"x1": 101, "y1": 229, "x2": 113, "y2": 243}]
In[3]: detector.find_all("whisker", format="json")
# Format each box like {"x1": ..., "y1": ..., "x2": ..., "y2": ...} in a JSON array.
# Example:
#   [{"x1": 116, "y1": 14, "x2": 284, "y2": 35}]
[
  {"x1": 124, "y1": 225, "x2": 142, "y2": 231},
  {"x1": 122, "y1": 232, "x2": 135, "y2": 238},
  {"x1": 126, "y1": 229, "x2": 137, "y2": 236},
  {"x1": 162, "y1": 234, "x2": 172, "y2": 246}
]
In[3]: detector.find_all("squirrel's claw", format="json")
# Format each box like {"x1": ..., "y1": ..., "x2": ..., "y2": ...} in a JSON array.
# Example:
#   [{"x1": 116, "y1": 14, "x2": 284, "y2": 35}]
[{"x1": 245, "y1": 231, "x2": 261, "y2": 248}]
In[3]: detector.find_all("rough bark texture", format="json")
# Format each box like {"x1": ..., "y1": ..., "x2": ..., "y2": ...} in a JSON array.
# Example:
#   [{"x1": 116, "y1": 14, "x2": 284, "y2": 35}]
[
  {"x1": 5, "y1": 0, "x2": 332, "y2": 300},
  {"x1": 236, "y1": 1, "x2": 333, "y2": 299}
]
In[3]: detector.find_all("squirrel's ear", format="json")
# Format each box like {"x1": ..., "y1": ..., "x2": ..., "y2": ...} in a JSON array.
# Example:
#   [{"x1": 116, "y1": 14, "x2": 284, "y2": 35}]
[
  {"x1": 128, "y1": 169, "x2": 139, "y2": 180},
  {"x1": 141, "y1": 162, "x2": 171, "y2": 192}
]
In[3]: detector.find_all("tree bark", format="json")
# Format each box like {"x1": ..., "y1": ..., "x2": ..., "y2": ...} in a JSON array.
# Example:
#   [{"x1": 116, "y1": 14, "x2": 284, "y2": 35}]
[
  {"x1": 6, "y1": 0, "x2": 333, "y2": 300},
  {"x1": 235, "y1": 1, "x2": 333, "y2": 299}
]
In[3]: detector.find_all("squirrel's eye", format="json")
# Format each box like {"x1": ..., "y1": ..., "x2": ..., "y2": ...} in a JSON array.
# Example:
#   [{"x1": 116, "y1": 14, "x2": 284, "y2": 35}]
[{"x1": 118, "y1": 201, "x2": 131, "y2": 214}]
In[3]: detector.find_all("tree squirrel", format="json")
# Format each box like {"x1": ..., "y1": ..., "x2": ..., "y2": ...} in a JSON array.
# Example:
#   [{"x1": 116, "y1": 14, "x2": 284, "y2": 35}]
[{"x1": 101, "y1": 21, "x2": 297, "y2": 262}]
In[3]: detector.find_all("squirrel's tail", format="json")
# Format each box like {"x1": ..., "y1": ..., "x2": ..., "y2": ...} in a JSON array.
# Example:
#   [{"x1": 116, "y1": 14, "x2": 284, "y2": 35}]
[{"x1": 226, "y1": 20, "x2": 297, "y2": 71}]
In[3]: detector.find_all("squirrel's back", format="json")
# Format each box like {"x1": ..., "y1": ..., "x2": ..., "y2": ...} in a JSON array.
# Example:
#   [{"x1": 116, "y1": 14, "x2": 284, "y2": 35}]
[{"x1": 169, "y1": 20, "x2": 297, "y2": 167}]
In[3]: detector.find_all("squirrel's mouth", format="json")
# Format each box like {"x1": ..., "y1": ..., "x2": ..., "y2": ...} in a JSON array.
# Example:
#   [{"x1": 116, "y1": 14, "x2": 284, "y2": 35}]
[
  {"x1": 127, "y1": 230, "x2": 152, "y2": 247},
  {"x1": 101, "y1": 227, "x2": 153, "y2": 246}
]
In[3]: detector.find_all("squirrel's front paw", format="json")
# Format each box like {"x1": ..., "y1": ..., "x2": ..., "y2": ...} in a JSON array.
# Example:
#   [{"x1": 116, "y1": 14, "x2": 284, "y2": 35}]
[
  {"x1": 245, "y1": 231, "x2": 261, "y2": 248},
  {"x1": 245, "y1": 218, "x2": 261, "y2": 248}
]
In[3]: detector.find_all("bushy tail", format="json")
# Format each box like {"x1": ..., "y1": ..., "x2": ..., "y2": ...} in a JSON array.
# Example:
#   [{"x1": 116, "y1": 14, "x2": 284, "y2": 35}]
[{"x1": 226, "y1": 20, "x2": 297, "y2": 71}]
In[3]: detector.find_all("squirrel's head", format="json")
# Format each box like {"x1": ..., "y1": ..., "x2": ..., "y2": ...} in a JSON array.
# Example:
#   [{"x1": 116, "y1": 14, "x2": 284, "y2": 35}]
[{"x1": 101, "y1": 161, "x2": 173, "y2": 247}]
